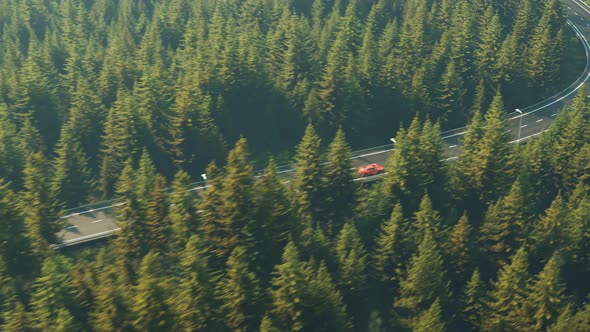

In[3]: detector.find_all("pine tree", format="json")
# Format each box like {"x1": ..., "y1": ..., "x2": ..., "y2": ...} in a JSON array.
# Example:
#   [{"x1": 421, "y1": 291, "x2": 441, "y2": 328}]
[
  {"x1": 475, "y1": 7, "x2": 502, "y2": 91},
  {"x1": 412, "y1": 194, "x2": 443, "y2": 245},
  {"x1": 215, "y1": 246, "x2": 262, "y2": 331},
  {"x1": 50, "y1": 121, "x2": 93, "y2": 208},
  {"x1": 479, "y1": 179, "x2": 526, "y2": 270},
  {"x1": 0, "y1": 106, "x2": 24, "y2": 187},
  {"x1": 132, "y1": 252, "x2": 176, "y2": 332},
  {"x1": 530, "y1": 194, "x2": 567, "y2": 265},
  {"x1": 2, "y1": 300, "x2": 32, "y2": 332},
  {"x1": 265, "y1": 241, "x2": 309, "y2": 331},
  {"x1": 307, "y1": 261, "x2": 352, "y2": 331},
  {"x1": 435, "y1": 60, "x2": 466, "y2": 124},
  {"x1": 394, "y1": 232, "x2": 449, "y2": 328},
  {"x1": 444, "y1": 213, "x2": 474, "y2": 289},
  {"x1": 335, "y1": 222, "x2": 368, "y2": 326},
  {"x1": 169, "y1": 170, "x2": 197, "y2": 251},
  {"x1": 30, "y1": 256, "x2": 78, "y2": 332},
  {"x1": 20, "y1": 152, "x2": 60, "y2": 254},
  {"x1": 0, "y1": 180, "x2": 34, "y2": 277},
  {"x1": 478, "y1": 91, "x2": 514, "y2": 202},
  {"x1": 173, "y1": 235, "x2": 214, "y2": 332},
  {"x1": 252, "y1": 159, "x2": 293, "y2": 274},
  {"x1": 145, "y1": 175, "x2": 171, "y2": 254},
  {"x1": 373, "y1": 204, "x2": 412, "y2": 294},
  {"x1": 321, "y1": 129, "x2": 355, "y2": 236},
  {"x1": 413, "y1": 298, "x2": 446, "y2": 332},
  {"x1": 215, "y1": 137, "x2": 255, "y2": 260},
  {"x1": 485, "y1": 246, "x2": 531, "y2": 331},
  {"x1": 546, "y1": 305, "x2": 574, "y2": 332},
  {"x1": 90, "y1": 265, "x2": 133, "y2": 332},
  {"x1": 99, "y1": 89, "x2": 137, "y2": 198},
  {"x1": 135, "y1": 149, "x2": 157, "y2": 203},
  {"x1": 462, "y1": 269, "x2": 486, "y2": 331},
  {"x1": 113, "y1": 160, "x2": 148, "y2": 282},
  {"x1": 292, "y1": 124, "x2": 323, "y2": 223},
  {"x1": 525, "y1": 253, "x2": 567, "y2": 330},
  {"x1": 198, "y1": 161, "x2": 226, "y2": 262}
]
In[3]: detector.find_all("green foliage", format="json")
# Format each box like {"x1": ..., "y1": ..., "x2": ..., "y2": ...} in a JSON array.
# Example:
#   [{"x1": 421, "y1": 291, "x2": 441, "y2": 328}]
[
  {"x1": 132, "y1": 252, "x2": 176, "y2": 332},
  {"x1": 485, "y1": 246, "x2": 531, "y2": 331},
  {"x1": 30, "y1": 256, "x2": 79, "y2": 331},
  {"x1": 394, "y1": 232, "x2": 449, "y2": 329},
  {"x1": 321, "y1": 129, "x2": 356, "y2": 236},
  {"x1": 215, "y1": 246, "x2": 262, "y2": 331}
]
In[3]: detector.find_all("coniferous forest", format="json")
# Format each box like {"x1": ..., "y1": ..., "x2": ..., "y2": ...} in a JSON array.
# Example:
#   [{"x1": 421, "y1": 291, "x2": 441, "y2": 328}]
[{"x1": 0, "y1": 0, "x2": 589, "y2": 331}]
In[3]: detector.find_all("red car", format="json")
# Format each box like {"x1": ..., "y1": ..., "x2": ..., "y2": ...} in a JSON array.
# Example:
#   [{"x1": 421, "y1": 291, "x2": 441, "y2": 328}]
[{"x1": 358, "y1": 163, "x2": 384, "y2": 176}]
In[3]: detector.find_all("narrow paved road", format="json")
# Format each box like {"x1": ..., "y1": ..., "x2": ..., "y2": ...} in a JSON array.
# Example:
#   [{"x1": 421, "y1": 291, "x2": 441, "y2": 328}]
[{"x1": 54, "y1": 0, "x2": 590, "y2": 249}]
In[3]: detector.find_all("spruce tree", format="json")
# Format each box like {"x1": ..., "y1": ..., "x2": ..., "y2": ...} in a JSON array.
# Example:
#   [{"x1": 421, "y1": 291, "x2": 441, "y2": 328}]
[
  {"x1": 373, "y1": 204, "x2": 411, "y2": 295},
  {"x1": 266, "y1": 241, "x2": 309, "y2": 331},
  {"x1": 530, "y1": 194, "x2": 567, "y2": 265},
  {"x1": 321, "y1": 129, "x2": 355, "y2": 236},
  {"x1": 99, "y1": 89, "x2": 137, "y2": 198},
  {"x1": 173, "y1": 235, "x2": 214, "y2": 332},
  {"x1": 394, "y1": 232, "x2": 449, "y2": 328},
  {"x1": 0, "y1": 180, "x2": 34, "y2": 277},
  {"x1": 169, "y1": 170, "x2": 197, "y2": 251},
  {"x1": 479, "y1": 179, "x2": 526, "y2": 270},
  {"x1": 462, "y1": 269, "x2": 486, "y2": 331},
  {"x1": 412, "y1": 194, "x2": 443, "y2": 245},
  {"x1": 252, "y1": 159, "x2": 293, "y2": 274},
  {"x1": 216, "y1": 138, "x2": 255, "y2": 260},
  {"x1": 132, "y1": 252, "x2": 176, "y2": 332},
  {"x1": 198, "y1": 161, "x2": 226, "y2": 262},
  {"x1": 413, "y1": 298, "x2": 446, "y2": 332},
  {"x1": 485, "y1": 246, "x2": 531, "y2": 331},
  {"x1": 145, "y1": 175, "x2": 171, "y2": 255},
  {"x1": 292, "y1": 124, "x2": 323, "y2": 223},
  {"x1": 20, "y1": 152, "x2": 60, "y2": 254},
  {"x1": 335, "y1": 222, "x2": 368, "y2": 326},
  {"x1": 50, "y1": 121, "x2": 93, "y2": 208},
  {"x1": 444, "y1": 213, "x2": 474, "y2": 289},
  {"x1": 2, "y1": 301, "x2": 32, "y2": 332},
  {"x1": 525, "y1": 253, "x2": 567, "y2": 330},
  {"x1": 30, "y1": 256, "x2": 78, "y2": 332},
  {"x1": 90, "y1": 266, "x2": 133, "y2": 332},
  {"x1": 215, "y1": 246, "x2": 262, "y2": 332}
]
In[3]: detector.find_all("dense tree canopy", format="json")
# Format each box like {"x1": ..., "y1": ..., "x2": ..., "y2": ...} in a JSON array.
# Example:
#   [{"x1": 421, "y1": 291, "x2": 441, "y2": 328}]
[{"x1": 0, "y1": 0, "x2": 587, "y2": 331}]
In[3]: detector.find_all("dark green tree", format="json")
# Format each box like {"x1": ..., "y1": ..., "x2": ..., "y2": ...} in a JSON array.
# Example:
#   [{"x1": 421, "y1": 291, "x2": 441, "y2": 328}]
[
  {"x1": 462, "y1": 269, "x2": 487, "y2": 331},
  {"x1": 215, "y1": 246, "x2": 262, "y2": 331},
  {"x1": 525, "y1": 253, "x2": 568, "y2": 330},
  {"x1": 30, "y1": 256, "x2": 79, "y2": 332},
  {"x1": 335, "y1": 222, "x2": 368, "y2": 327},
  {"x1": 50, "y1": 122, "x2": 93, "y2": 208},
  {"x1": 413, "y1": 298, "x2": 446, "y2": 332},
  {"x1": 321, "y1": 129, "x2": 355, "y2": 236},
  {"x1": 132, "y1": 252, "x2": 176, "y2": 332},
  {"x1": 292, "y1": 124, "x2": 323, "y2": 223},
  {"x1": 173, "y1": 235, "x2": 214, "y2": 332},
  {"x1": 485, "y1": 246, "x2": 531, "y2": 331},
  {"x1": 394, "y1": 232, "x2": 449, "y2": 329},
  {"x1": 373, "y1": 204, "x2": 412, "y2": 296},
  {"x1": 20, "y1": 152, "x2": 60, "y2": 254}
]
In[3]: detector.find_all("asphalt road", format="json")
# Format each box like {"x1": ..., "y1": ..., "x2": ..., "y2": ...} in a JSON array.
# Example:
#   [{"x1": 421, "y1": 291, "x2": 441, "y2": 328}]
[{"x1": 53, "y1": 0, "x2": 590, "y2": 248}]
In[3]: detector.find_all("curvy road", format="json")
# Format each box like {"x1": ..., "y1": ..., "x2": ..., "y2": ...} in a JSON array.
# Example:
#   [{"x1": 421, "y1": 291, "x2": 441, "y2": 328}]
[{"x1": 53, "y1": 0, "x2": 590, "y2": 249}]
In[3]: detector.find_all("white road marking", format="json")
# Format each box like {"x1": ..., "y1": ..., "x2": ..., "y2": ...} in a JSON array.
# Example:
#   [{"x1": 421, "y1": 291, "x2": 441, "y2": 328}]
[
  {"x1": 449, "y1": 145, "x2": 458, "y2": 148},
  {"x1": 91, "y1": 220, "x2": 102, "y2": 223},
  {"x1": 551, "y1": 113, "x2": 557, "y2": 117},
  {"x1": 536, "y1": 119, "x2": 544, "y2": 123},
  {"x1": 66, "y1": 225, "x2": 77, "y2": 230},
  {"x1": 521, "y1": 124, "x2": 528, "y2": 128}
]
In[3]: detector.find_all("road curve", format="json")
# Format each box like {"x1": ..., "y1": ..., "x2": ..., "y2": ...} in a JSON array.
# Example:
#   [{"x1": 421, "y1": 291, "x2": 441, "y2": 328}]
[{"x1": 53, "y1": 0, "x2": 590, "y2": 249}]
